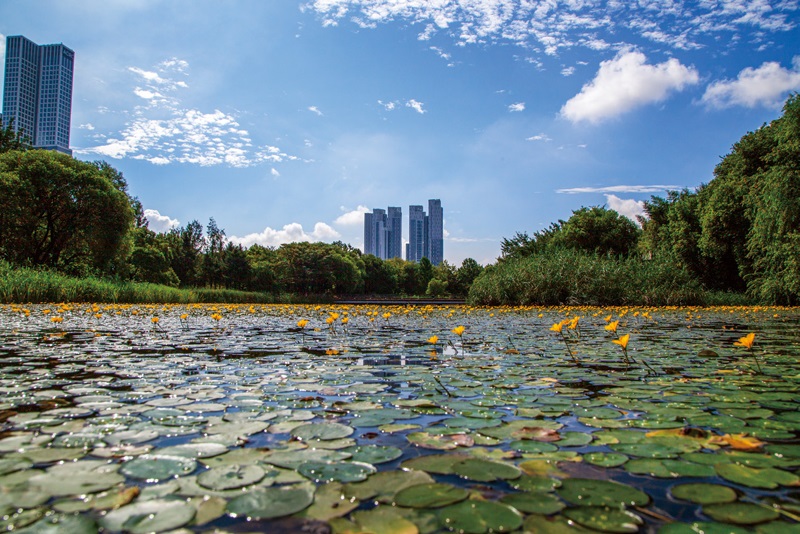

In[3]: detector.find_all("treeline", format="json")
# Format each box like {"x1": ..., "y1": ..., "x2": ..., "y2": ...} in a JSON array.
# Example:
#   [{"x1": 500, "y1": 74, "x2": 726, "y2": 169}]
[
  {"x1": 0, "y1": 137, "x2": 482, "y2": 299},
  {"x1": 469, "y1": 94, "x2": 800, "y2": 306}
]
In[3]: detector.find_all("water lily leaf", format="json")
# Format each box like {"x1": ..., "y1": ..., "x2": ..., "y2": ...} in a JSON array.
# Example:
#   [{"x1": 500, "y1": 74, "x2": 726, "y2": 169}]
[
  {"x1": 0, "y1": 458, "x2": 33, "y2": 476},
  {"x1": 12, "y1": 447, "x2": 86, "y2": 464},
  {"x1": 350, "y1": 506, "x2": 419, "y2": 534},
  {"x1": 703, "y1": 502, "x2": 780, "y2": 525},
  {"x1": 344, "y1": 445, "x2": 403, "y2": 464},
  {"x1": 120, "y1": 454, "x2": 197, "y2": 481},
  {"x1": 407, "y1": 431, "x2": 474, "y2": 450},
  {"x1": 670, "y1": 483, "x2": 738, "y2": 504},
  {"x1": 13, "y1": 513, "x2": 98, "y2": 534},
  {"x1": 0, "y1": 508, "x2": 45, "y2": 531},
  {"x1": 100, "y1": 498, "x2": 196, "y2": 533},
  {"x1": 511, "y1": 475, "x2": 561, "y2": 492},
  {"x1": 584, "y1": 452, "x2": 629, "y2": 467},
  {"x1": 563, "y1": 506, "x2": 644, "y2": 533},
  {"x1": 226, "y1": 483, "x2": 314, "y2": 519},
  {"x1": 345, "y1": 469, "x2": 435, "y2": 502},
  {"x1": 510, "y1": 440, "x2": 558, "y2": 453},
  {"x1": 199, "y1": 447, "x2": 271, "y2": 467},
  {"x1": 624, "y1": 459, "x2": 716, "y2": 478},
  {"x1": 715, "y1": 463, "x2": 800, "y2": 489},
  {"x1": 378, "y1": 423, "x2": 420, "y2": 433},
  {"x1": 556, "y1": 432, "x2": 594, "y2": 447},
  {"x1": 518, "y1": 460, "x2": 568, "y2": 478},
  {"x1": 558, "y1": 478, "x2": 650, "y2": 507},
  {"x1": 609, "y1": 442, "x2": 684, "y2": 458},
  {"x1": 400, "y1": 454, "x2": 472, "y2": 475},
  {"x1": 437, "y1": 500, "x2": 523, "y2": 534},
  {"x1": 499, "y1": 491, "x2": 565, "y2": 515},
  {"x1": 197, "y1": 464, "x2": 266, "y2": 490},
  {"x1": 298, "y1": 482, "x2": 360, "y2": 521},
  {"x1": 658, "y1": 521, "x2": 750, "y2": 534},
  {"x1": 29, "y1": 470, "x2": 124, "y2": 497},
  {"x1": 297, "y1": 460, "x2": 377, "y2": 483},
  {"x1": 157, "y1": 443, "x2": 228, "y2": 459},
  {"x1": 188, "y1": 495, "x2": 227, "y2": 526},
  {"x1": 452, "y1": 458, "x2": 521, "y2": 482},
  {"x1": 291, "y1": 422, "x2": 354, "y2": 441},
  {"x1": 264, "y1": 448, "x2": 350, "y2": 469},
  {"x1": 394, "y1": 482, "x2": 469, "y2": 508}
]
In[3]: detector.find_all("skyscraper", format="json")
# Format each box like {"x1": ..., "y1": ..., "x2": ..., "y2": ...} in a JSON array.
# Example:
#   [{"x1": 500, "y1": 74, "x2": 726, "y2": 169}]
[
  {"x1": 364, "y1": 207, "x2": 402, "y2": 260},
  {"x1": 407, "y1": 205, "x2": 426, "y2": 262},
  {"x1": 2, "y1": 35, "x2": 75, "y2": 155},
  {"x1": 426, "y1": 199, "x2": 444, "y2": 265}
]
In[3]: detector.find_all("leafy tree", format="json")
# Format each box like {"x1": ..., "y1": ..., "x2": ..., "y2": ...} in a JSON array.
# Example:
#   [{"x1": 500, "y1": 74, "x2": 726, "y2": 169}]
[
  {"x1": 128, "y1": 227, "x2": 179, "y2": 286},
  {"x1": 276, "y1": 242, "x2": 363, "y2": 295},
  {"x1": 555, "y1": 206, "x2": 641, "y2": 257},
  {"x1": 455, "y1": 258, "x2": 484, "y2": 295},
  {"x1": 426, "y1": 278, "x2": 448, "y2": 297},
  {"x1": 0, "y1": 118, "x2": 30, "y2": 153},
  {"x1": 247, "y1": 244, "x2": 280, "y2": 293},
  {"x1": 169, "y1": 220, "x2": 205, "y2": 287},
  {"x1": 0, "y1": 150, "x2": 133, "y2": 275},
  {"x1": 362, "y1": 254, "x2": 398, "y2": 294},
  {"x1": 202, "y1": 217, "x2": 226, "y2": 288},
  {"x1": 223, "y1": 242, "x2": 251, "y2": 290}
]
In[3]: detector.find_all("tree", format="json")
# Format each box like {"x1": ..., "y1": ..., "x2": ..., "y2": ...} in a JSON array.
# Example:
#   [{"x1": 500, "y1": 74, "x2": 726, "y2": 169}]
[
  {"x1": 362, "y1": 254, "x2": 398, "y2": 294},
  {"x1": 555, "y1": 206, "x2": 641, "y2": 257},
  {"x1": 128, "y1": 227, "x2": 180, "y2": 286},
  {"x1": 223, "y1": 242, "x2": 251, "y2": 290},
  {"x1": 169, "y1": 220, "x2": 205, "y2": 287},
  {"x1": 201, "y1": 218, "x2": 226, "y2": 288},
  {"x1": 455, "y1": 258, "x2": 484, "y2": 295},
  {"x1": 0, "y1": 150, "x2": 134, "y2": 275},
  {"x1": 0, "y1": 119, "x2": 30, "y2": 153}
]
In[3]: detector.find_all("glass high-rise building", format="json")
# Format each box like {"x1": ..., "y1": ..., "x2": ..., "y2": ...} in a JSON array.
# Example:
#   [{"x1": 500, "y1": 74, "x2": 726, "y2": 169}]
[
  {"x1": 407, "y1": 205, "x2": 426, "y2": 262},
  {"x1": 426, "y1": 199, "x2": 444, "y2": 265},
  {"x1": 364, "y1": 207, "x2": 403, "y2": 260},
  {"x1": 386, "y1": 207, "x2": 403, "y2": 260},
  {"x1": 2, "y1": 35, "x2": 75, "y2": 155},
  {"x1": 406, "y1": 200, "x2": 443, "y2": 265}
]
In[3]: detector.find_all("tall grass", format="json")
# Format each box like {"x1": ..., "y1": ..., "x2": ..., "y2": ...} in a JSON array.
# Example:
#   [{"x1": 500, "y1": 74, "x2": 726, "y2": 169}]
[
  {"x1": 0, "y1": 261, "x2": 321, "y2": 304},
  {"x1": 467, "y1": 249, "x2": 711, "y2": 306}
]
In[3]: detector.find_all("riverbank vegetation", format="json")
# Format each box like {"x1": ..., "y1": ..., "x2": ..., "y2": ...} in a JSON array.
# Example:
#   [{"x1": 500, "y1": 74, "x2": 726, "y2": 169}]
[{"x1": 1, "y1": 95, "x2": 798, "y2": 305}]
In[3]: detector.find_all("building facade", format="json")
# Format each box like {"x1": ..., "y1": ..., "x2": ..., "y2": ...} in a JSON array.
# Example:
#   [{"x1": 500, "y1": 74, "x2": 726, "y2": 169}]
[
  {"x1": 426, "y1": 199, "x2": 444, "y2": 265},
  {"x1": 2, "y1": 35, "x2": 74, "y2": 155},
  {"x1": 407, "y1": 205, "x2": 426, "y2": 262}
]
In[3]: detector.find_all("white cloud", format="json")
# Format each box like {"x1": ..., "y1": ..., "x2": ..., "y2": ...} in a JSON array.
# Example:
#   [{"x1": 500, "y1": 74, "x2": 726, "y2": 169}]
[
  {"x1": 557, "y1": 184, "x2": 681, "y2": 194},
  {"x1": 406, "y1": 99, "x2": 426, "y2": 114},
  {"x1": 702, "y1": 56, "x2": 800, "y2": 108},
  {"x1": 561, "y1": 50, "x2": 699, "y2": 123},
  {"x1": 335, "y1": 205, "x2": 370, "y2": 226},
  {"x1": 78, "y1": 123, "x2": 95, "y2": 130},
  {"x1": 508, "y1": 102, "x2": 525, "y2": 112},
  {"x1": 378, "y1": 99, "x2": 397, "y2": 111},
  {"x1": 308, "y1": 106, "x2": 324, "y2": 116},
  {"x1": 270, "y1": 168, "x2": 281, "y2": 178},
  {"x1": 561, "y1": 66, "x2": 575, "y2": 76},
  {"x1": 526, "y1": 133, "x2": 552, "y2": 142},
  {"x1": 605, "y1": 194, "x2": 645, "y2": 224},
  {"x1": 229, "y1": 222, "x2": 340, "y2": 248},
  {"x1": 144, "y1": 209, "x2": 180, "y2": 233}
]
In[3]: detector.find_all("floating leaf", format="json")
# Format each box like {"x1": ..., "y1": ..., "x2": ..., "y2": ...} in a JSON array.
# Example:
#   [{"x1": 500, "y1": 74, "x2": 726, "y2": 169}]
[
  {"x1": 345, "y1": 469, "x2": 434, "y2": 502},
  {"x1": 291, "y1": 422, "x2": 354, "y2": 441},
  {"x1": 451, "y1": 458, "x2": 521, "y2": 482},
  {"x1": 120, "y1": 454, "x2": 197, "y2": 481},
  {"x1": 197, "y1": 464, "x2": 265, "y2": 490},
  {"x1": 563, "y1": 506, "x2": 644, "y2": 533},
  {"x1": 584, "y1": 452, "x2": 629, "y2": 467},
  {"x1": 298, "y1": 482, "x2": 360, "y2": 521},
  {"x1": 499, "y1": 491, "x2": 565, "y2": 515},
  {"x1": 670, "y1": 483, "x2": 738, "y2": 504},
  {"x1": 344, "y1": 445, "x2": 403, "y2": 464},
  {"x1": 437, "y1": 500, "x2": 523, "y2": 534},
  {"x1": 297, "y1": 460, "x2": 376, "y2": 483},
  {"x1": 394, "y1": 482, "x2": 469, "y2": 508},
  {"x1": 100, "y1": 498, "x2": 196, "y2": 533},
  {"x1": 227, "y1": 484, "x2": 315, "y2": 519},
  {"x1": 715, "y1": 463, "x2": 800, "y2": 489},
  {"x1": 558, "y1": 478, "x2": 650, "y2": 507},
  {"x1": 703, "y1": 502, "x2": 780, "y2": 525}
]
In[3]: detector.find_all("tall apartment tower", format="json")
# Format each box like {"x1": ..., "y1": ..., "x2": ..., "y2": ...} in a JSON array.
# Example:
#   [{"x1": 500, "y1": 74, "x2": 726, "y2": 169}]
[
  {"x1": 2, "y1": 35, "x2": 75, "y2": 155},
  {"x1": 364, "y1": 207, "x2": 403, "y2": 260},
  {"x1": 407, "y1": 205, "x2": 426, "y2": 262},
  {"x1": 426, "y1": 199, "x2": 444, "y2": 265}
]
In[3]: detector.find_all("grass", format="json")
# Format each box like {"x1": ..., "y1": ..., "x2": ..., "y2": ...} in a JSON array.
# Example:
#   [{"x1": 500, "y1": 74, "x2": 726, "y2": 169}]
[{"x1": 0, "y1": 261, "x2": 330, "y2": 304}]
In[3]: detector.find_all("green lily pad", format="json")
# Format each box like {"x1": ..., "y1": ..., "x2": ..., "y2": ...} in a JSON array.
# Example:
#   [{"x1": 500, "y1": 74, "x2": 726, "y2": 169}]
[
  {"x1": 563, "y1": 506, "x2": 644, "y2": 533},
  {"x1": 624, "y1": 459, "x2": 716, "y2": 478},
  {"x1": 350, "y1": 506, "x2": 420, "y2": 534},
  {"x1": 299, "y1": 482, "x2": 360, "y2": 521},
  {"x1": 227, "y1": 484, "x2": 315, "y2": 519},
  {"x1": 438, "y1": 500, "x2": 524, "y2": 534},
  {"x1": 394, "y1": 482, "x2": 469, "y2": 508},
  {"x1": 344, "y1": 445, "x2": 403, "y2": 464},
  {"x1": 197, "y1": 464, "x2": 265, "y2": 490},
  {"x1": 715, "y1": 463, "x2": 800, "y2": 489},
  {"x1": 670, "y1": 483, "x2": 738, "y2": 504},
  {"x1": 510, "y1": 440, "x2": 558, "y2": 453},
  {"x1": 29, "y1": 469, "x2": 124, "y2": 496},
  {"x1": 703, "y1": 502, "x2": 780, "y2": 525},
  {"x1": 610, "y1": 442, "x2": 684, "y2": 458},
  {"x1": 407, "y1": 431, "x2": 474, "y2": 450},
  {"x1": 511, "y1": 475, "x2": 561, "y2": 492},
  {"x1": 297, "y1": 460, "x2": 376, "y2": 483},
  {"x1": 452, "y1": 458, "x2": 521, "y2": 482},
  {"x1": 658, "y1": 522, "x2": 750, "y2": 534},
  {"x1": 120, "y1": 454, "x2": 197, "y2": 481},
  {"x1": 584, "y1": 452, "x2": 629, "y2": 467},
  {"x1": 499, "y1": 491, "x2": 565, "y2": 515},
  {"x1": 290, "y1": 422, "x2": 354, "y2": 441},
  {"x1": 344, "y1": 469, "x2": 435, "y2": 502},
  {"x1": 264, "y1": 448, "x2": 350, "y2": 469},
  {"x1": 100, "y1": 498, "x2": 196, "y2": 533},
  {"x1": 558, "y1": 478, "x2": 650, "y2": 507},
  {"x1": 13, "y1": 514, "x2": 98, "y2": 534}
]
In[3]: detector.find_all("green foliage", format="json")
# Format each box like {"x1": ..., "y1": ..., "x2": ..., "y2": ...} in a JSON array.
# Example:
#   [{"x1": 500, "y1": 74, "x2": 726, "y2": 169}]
[
  {"x1": 0, "y1": 118, "x2": 31, "y2": 153},
  {"x1": 0, "y1": 150, "x2": 134, "y2": 276},
  {"x1": 426, "y1": 278, "x2": 449, "y2": 297},
  {"x1": 468, "y1": 249, "x2": 703, "y2": 306}
]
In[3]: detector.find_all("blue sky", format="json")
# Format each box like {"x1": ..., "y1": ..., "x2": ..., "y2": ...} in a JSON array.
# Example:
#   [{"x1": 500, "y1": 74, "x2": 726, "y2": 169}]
[{"x1": 2, "y1": 1, "x2": 799, "y2": 265}]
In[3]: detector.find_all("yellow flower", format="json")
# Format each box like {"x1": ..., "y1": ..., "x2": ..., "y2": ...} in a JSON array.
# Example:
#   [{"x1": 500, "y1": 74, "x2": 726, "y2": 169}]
[
  {"x1": 452, "y1": 325, "x2": 465, "y2": 337},
  {"x1": 326, "y1": 348, "x2": 339, "y2": 355},
  {"x1": 550, "y1": 322, "x2": 564, "y2": 333},
  {"x1": 567, "y1": 316, "x2": 580, "y2": 330},
  {"x1": 341, "y1": 317, "x2": 349, "y2": 325},
  {"x1": 604, "y1": 314, "x2": 612, "y2": 323},
  {"x1": 297, "y1": 319, "x2": 309, "y2": 329},
  {"x1": 734, "y1": 332, "x2": 755, "y2": 350},
  {"x1": 50, "y1": 316, "x2": 63, "y2": 323},
  {"x1": 605, "y1": 320, "x2": 619, "y2": 333},
  {"x1": 94, "y1": 313, "x2": 102, "y2": 319},
  {"x1": 428, "y1": 335, "x2": 439, "y2": 344},
  {"x1": 211, "y1": 313, "x2": 222, "y2": 321},
  {"x1": 382, "y1": 312, "x2": 391, "y2": 320},
  {"x1": 326, "y1": 316, "x2": 335, "y2": 325},
  {"x1": 151, "y1": 317, "x2": 159, "y2": 324},
  {"x1": 330, "y1": 312, "x2": 340, "y2": 320},
  {"x1": 612, "y1": 333, "x2": 630, "y2": 350},
  {"x1": 180, "y1": 313, "x2": 189, "y2": 320}
]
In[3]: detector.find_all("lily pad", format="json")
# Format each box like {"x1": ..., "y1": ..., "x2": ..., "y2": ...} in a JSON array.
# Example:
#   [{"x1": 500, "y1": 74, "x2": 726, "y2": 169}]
[
  {"x1": 297, "y1": 460, "x2": 377, "y2": 483},
  {"x1": 291, "y1": 422, "x2": 354, "y2": 441},
  {"x1": 499, "y1": 491, "x2": 565, "y2": 515},
  {"x1": 120, "y1": 454, "x2": 197, "y2": 481},
  {"x1": 394, "y1": 482, "x2": 469, "y2": 508},
  {"x1": 437, "y1": 500, "x2": 523, "y2": 534},
  {"x1": 563, "y1": 506, "x2": 644, "y2": 533},
  {"x1": 703, "y1": 502, "x2": 780, "y2": 525},
  {"x1": 227, "y1": 484, "x2": 315, "y2": 519},
  {"x1": 584, "y1": 452, "x2": 629, "y2": 467},
  {"x1": 715, "y1": 463, "x2": 800, "y2": 489},
  {"x1": 299, "y1": 482, "x2": 360, "y2": 521},
  {"x1": 197, "y1": 464, "x2": 266, "y2": 490},
  {"x1": 100, "y1": 498, "x2": 196, "y2": 533},
  {"x1": 670, "y1": 483, "x2": 738, "y2": 504},
  {"x1": 344, "y1": 445, "x2": 403, "y2": 464},
  {"x1": 452, "y1": 458, "x2": 521, "y2": 482},
  {"x1": 558, "y1": 478, "x2": 650, "y2": 507}
]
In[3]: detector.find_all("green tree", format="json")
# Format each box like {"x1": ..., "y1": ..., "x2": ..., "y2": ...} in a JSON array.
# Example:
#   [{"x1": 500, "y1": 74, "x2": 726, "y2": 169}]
[
  {"x1": 455, "y1": 258, "x2": 484, "y2": 296},
  {"x1": 247, "y1": 244, "x2": 280, "y2": 293},
  {"x1": 223, "y1": 242, "x2": 251, "y2": 290},
  {"x1": 555, "y1": 206, "x2": 641, "y2": 257},
  {"x1": 362, "y1": 254, "x2": 398, "y2": 294},
  {"x1": 201, "y1": 218, "x2": 226, "y2": 288},
  {"x1": 0, "y1": 150, "x2": 134, "y2": 275},
  {"x1": 276, "y1": 242, "x2": 363, "y2": 295},
  {"x1": 0, "y1": 119, "x2": 30, "y2": 153},
  {"x1": 169, "y1": 220, "x2": 205, "y2": 287}
]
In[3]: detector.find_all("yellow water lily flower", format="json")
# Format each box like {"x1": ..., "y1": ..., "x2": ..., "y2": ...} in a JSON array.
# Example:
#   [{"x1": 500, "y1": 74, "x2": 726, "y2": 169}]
[
  {"x1": 612, "y1": 333, "x2": 630, "y2": 350},
  {"x1": 210, "y1": 313, "x2": 222, "y2": 321},
  {"x1": 550, "y1": 322, "x2": 564, "y2": 333},
  {"x1": 605, "y1": 320, "x2": 619, "y2": 333},
  {"x1": 734, "y1": 332, "x2": 755, "y2": 350},
  {"x1": 151, "y1": 317, "x2": 159, "y2": 324},
  {"x1": 428, "y1": 335, "x2": 439, "y2": 344},
  {"x1": 452, "y1": 325, "x2": 465, "y2": 337}
]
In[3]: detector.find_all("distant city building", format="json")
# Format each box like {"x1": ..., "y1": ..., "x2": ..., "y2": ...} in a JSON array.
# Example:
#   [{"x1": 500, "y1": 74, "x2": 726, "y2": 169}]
[
  {"x1": 407, "y1": 205, "x2": 426, "y2": 262},
  {"x1": 387, "y1": 207, "x2": 403, "y2": 260},
  {"x1": 2, "y1": 35, "x2": 75, "y2": 155},
  {"x1": 426, "y1": 199, "x2": 444, "y2": 265}
]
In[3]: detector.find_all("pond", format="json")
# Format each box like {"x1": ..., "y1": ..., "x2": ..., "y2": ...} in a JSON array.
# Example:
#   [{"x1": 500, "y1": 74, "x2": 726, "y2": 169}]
[{"x1": 0, "y1": 303, "x2": 798, "y2": 533}]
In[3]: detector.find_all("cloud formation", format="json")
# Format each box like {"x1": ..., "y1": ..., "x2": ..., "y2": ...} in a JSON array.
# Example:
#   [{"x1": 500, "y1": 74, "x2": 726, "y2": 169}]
[
  {"x1": 557, "y1": 184, "x2": 681, "y2": 194},
  {"x1": 561, "y1": 50, "x2": 699, "y2": 123},
  {"x1": 144, "y1": 209, "x2": 180, "y2": 233},
  {"x1": 702, "y1": 56, "x2": 800, "y2": 109},
  {"x1": 334, "y1": 205, "x2": 370, "y2": 226},
  {"x1": 508, "y1": 102, "x2": 525, "y2": 112},
  {"x1": 605, "y1": 194, "x2": 645, "y2": 224},
  {"x1": 405, "y1": 99, "x2": 427, "y2": 114},
  {"x1": 229, "y1": 222, "x2": 340, "y2": 248},
  {"x1": 81, "y1": 59, "x2": 295, "y2": 167},
  {"x1": 309, "y1": 1, "x2": 796, "y2": 56}
]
